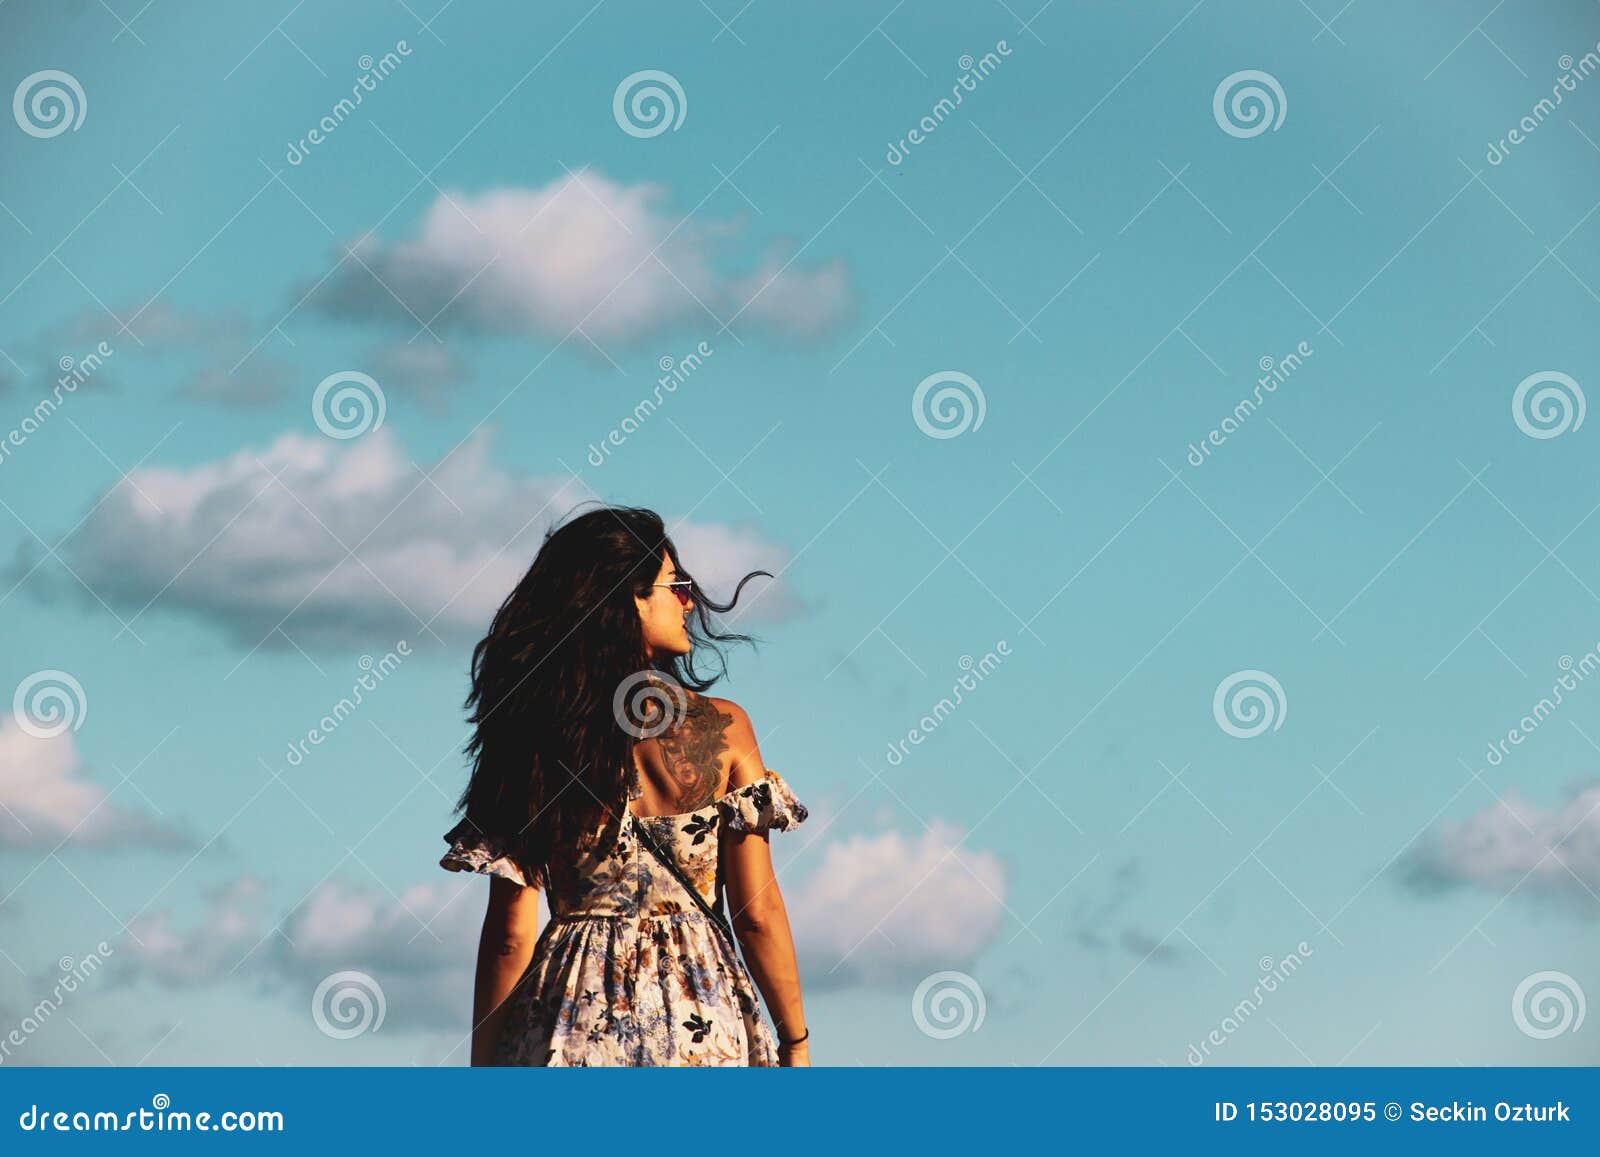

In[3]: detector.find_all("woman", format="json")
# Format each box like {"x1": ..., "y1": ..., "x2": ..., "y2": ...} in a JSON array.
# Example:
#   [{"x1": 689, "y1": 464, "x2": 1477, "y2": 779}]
[{"x1": 439, "y1": 504, "x2": 811, "y2": 1066}]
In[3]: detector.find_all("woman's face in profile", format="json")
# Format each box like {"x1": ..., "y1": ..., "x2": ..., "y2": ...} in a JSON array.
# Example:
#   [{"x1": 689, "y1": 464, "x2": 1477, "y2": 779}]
[{"x1": 635, "y1": 549, "x2": 694, "y2": 658}]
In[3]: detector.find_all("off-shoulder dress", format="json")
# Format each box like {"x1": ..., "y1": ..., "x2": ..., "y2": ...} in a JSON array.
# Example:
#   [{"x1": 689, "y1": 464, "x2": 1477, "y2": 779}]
[{"x1": 440, "y1": 766, "x2": 808, "y2": 1066}]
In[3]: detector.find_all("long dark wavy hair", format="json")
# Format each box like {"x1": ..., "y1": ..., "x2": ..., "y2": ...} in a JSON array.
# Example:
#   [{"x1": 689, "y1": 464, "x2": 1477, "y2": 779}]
[{"x1": 454, "y1": 503, "x2": 771, "y2": 890}]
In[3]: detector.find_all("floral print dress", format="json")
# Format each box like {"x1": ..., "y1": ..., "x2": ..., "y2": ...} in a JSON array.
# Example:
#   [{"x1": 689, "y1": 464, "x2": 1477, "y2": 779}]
[{"x1": 439, "y1": 767, "x2": 808, "y2": 1066}]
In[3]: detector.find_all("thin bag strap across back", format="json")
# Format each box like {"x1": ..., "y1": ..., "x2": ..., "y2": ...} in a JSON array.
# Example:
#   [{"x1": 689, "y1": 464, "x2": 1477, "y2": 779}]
[{"x1": 629, "y1": 813, "x2": 741, "y2": 956}]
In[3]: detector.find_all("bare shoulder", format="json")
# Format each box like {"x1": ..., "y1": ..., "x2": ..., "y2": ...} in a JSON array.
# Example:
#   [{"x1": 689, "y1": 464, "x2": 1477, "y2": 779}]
[
  {"x1": 700, "y1": 695, "x2": 754, "y2": 746},
  {"x1": 701, "y1": 694, "x2": 750, "y2": 728},
  {"x1": 701, "y1": 696, "x2": 766, "y2": 791}
]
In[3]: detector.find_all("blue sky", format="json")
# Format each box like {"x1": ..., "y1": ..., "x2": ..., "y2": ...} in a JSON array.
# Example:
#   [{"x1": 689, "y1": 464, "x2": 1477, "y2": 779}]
[{"x1": 3, "y1": 0, "x2": 1600, "y2": 1066}]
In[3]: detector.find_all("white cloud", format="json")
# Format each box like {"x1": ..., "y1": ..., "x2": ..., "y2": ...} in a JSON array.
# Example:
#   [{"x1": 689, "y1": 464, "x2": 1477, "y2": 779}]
[
  {"x1": 786, "y1": 818, "x2": 1007, "y2": 988},
  {"x1": 1401, "y1": 780, "x2": 1600, "y2": 915},
  {"x1": 107, "y1": 810, "x2": 1007, "y2": 1033},
  {"x1": 28, "y1": 427, "x2": 793, "y2": 649},
  {"x1": 120, "y1": 876, "x2": 270, "y2": 986},
  {"x1": 303, "y1": 168, "x2": 852, "y2": 347},
  {"x1": 274, "y1": 877, "x2": 525, "y2": 1031},
  {"x1": 119, "y1": 872, "x2": 530, "y2": 1032},
  {"x1": 669, "y1": 518, "x2": 801, "y2": 622},
  {"x1": 0, "y1": 717, "x2": 189, "y2": 849},
  {"x1": 285, "y1": 876, "x2": 502, "y2": 969},
  {"x1": 725, "y1": 248, "x2": 853, "y2": 338}
]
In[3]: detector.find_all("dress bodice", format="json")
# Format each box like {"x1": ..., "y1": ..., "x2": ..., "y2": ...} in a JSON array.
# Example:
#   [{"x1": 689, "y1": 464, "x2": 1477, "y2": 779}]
[{"x1": 440, "y1": 768, "x2": 809, "y2": 920}]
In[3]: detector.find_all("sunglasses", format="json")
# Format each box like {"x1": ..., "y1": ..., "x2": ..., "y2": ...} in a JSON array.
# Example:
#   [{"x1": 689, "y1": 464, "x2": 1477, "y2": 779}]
[{"x1": 652, "y1": 579, "x2": 694, "y2": 607}]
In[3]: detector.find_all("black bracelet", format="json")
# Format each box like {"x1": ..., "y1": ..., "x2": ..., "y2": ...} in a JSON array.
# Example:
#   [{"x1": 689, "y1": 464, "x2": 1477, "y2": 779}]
[{"x1": 776, "y1": 1026, "x2": 809, "y2": 1046}]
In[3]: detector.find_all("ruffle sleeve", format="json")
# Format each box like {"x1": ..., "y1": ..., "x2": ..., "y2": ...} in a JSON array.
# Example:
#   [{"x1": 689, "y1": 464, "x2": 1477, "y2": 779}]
[
  {"x1": 715, "y1": 768, "x2": 809, "y2": 836},
  {"x1": 439, "y1": 817, "x2": 531, "y2": 887}
]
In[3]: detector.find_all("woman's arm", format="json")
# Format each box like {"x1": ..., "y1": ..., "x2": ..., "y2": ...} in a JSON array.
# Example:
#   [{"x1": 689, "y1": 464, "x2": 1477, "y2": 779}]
[
  {"x1": 723, "y1": 825, "x2": 810, "y2": 1065},
  {"x1": 718, "y1": 704, "x2": 810, "y2": 1066},
  {"x1": 469, "y1": 874, "x2": 541, "y2": 1066}
]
